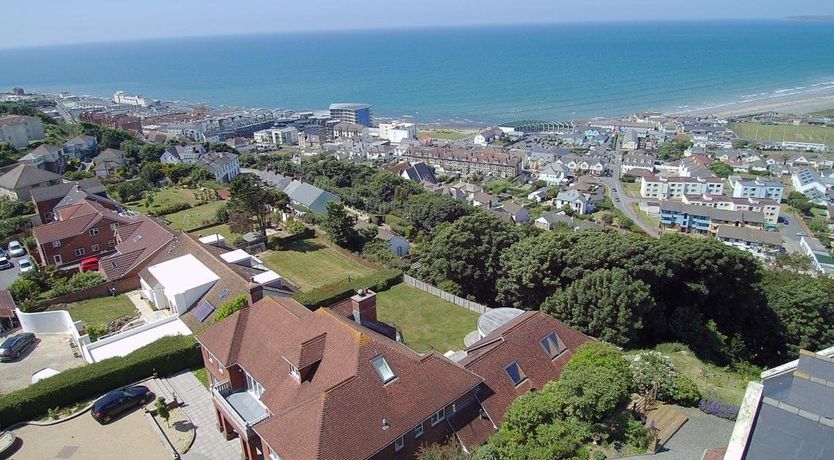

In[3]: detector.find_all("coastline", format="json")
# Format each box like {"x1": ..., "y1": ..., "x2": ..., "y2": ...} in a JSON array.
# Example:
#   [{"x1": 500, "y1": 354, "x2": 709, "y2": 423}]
[{"x1": 676, "y1": 86, "x2": 834, "y2": 118}]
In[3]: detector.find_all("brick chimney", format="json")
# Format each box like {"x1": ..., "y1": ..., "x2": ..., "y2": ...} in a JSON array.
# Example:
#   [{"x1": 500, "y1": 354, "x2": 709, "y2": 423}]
[
  {"x1": 248, "y1": 279, "x2": 264, "y2": 304},
  {"x1": 351, "y1": 288, "x2": 377, "y2": 324}
]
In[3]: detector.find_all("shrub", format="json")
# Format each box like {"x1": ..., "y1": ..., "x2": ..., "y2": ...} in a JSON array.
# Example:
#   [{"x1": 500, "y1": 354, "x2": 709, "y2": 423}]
[
  {"x1": 214, "y1": 294, "x2": 249, "y2": 323},
  {"x1": 49, "y1": 271, "x2": 105, "y2": 298},
  {"x1": 593, "y1": 451, "x2": 607, "y2": 460},
  {"x1": 698, "y1": 398, "x2": 740, "y2": 421},
  {"x1": 86, "y1": 323, "x2": 109, "y2": 341},
  {"x1": 149, "y1": 202, "x2": 192, "y2": 217},
  {"x1": 0, "y1": 200, "x2": 33, "y2": 219},
  {"x1": 669, "y1": 375, "x2": 701, "y2": 407},
  {"x1": 630, "y1": 351, "x2": 677, "y2": 399},
  {"x1": 623, "y1": 415, "x2": 652, "y2": 450},
  {"x1": 214, "y1": 204, "x2": 229, "y2": 223},
  {"x1": 9, "y1": 278, "x2": 39, "y2": 303},
  {"x1": 293, "y1": 269, "x2": 403, "y2": 308},
  {"x1": 0, "y1": 335, "x2": 201, "y2": 428}
]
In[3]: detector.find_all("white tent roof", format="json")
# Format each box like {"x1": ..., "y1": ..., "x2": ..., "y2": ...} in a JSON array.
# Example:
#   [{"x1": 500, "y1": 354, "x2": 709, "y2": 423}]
[{"x1": 147, "y1": 254, "x2": 219, "y2": 296}]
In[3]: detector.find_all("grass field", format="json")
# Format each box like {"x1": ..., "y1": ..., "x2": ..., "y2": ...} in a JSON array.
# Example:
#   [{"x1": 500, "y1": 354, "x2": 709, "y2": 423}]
[
  {"x1": 164, "y1": 201, "x2": 226, "y2": 231},
  {"x1": 126, "y1": 188, "x2": 202, "y2": 215},
  {"x1": 64, "y1": 295, "x2": 138, "y2": 326},
  {"x1": 261, "y1": 237, "x2": 377, "y2": 291},
  {"x1": 730, "y1": 122, "x2": 834, "y2": 147},
  {"x1": 417, "y1": 129, "x2": 471, "y2": 141},
  {"x1": 188, "y1": 222, "x2": 239, "y2": 241},
  {"x1": 376, "y1": 283, "x2": 478, "y2": 353}
]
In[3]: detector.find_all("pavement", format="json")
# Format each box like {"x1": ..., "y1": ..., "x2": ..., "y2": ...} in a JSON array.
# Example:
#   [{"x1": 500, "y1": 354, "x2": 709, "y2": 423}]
[
  {"x1": 0, "y1": 332, "x2": 85, "y2": 394},
  {"x1": 631, "y1": 406, "x2": 735, "y2": 460},
  {"x1": 778, "y1": 212, "x2": 814, "y2": 254},
  {"x1": 163, "y1": 371, "x2": 242, "y2": 460},
  {"x1": 10, "y1": 402, "x2": 170, "y2": 460}
]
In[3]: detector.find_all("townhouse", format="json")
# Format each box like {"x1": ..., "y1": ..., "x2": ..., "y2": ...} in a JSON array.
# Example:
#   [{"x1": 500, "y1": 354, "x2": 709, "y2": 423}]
[
  {"x1": 682, "y1": 193, "x2": 780, "y2": 225},
  {"x1": 403, "y1": 147, "x2": 522, "y2": 178},
  {"x1": 659, "y1": 201, "x2": 765, "y2": 234}
]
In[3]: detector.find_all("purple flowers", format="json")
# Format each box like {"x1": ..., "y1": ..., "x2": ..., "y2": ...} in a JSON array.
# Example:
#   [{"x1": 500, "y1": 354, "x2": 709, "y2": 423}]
[{"x1": 698, "y1": 398, "x2": 739, "y2": 421}]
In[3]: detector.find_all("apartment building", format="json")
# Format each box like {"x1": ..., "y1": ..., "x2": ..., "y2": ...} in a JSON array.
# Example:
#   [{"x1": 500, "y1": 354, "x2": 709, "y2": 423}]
[
  {"x1": 730, "y1": 177, "x2": 784, "y2": 202},
  {"x1": 0, "y1": 115, "x2": 44, "y2": 148},
  {"x1": 404, "y1": 146, "x2": 522, "y2": 178},
  {"x1": 660, "y1": 201, "x2": 765, "y2": 234},
  {"x1": 329, "y1": 103, "x2": 372, "y2": 127},
  {"x1": 640, "y1": 175, "x2": 724, "y2": 199},
  {"x1": 682, "y1": 193, "x2": 780, "y2": 225}
]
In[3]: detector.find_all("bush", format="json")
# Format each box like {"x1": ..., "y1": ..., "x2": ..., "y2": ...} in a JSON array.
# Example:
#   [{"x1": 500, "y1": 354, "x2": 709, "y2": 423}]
[
  {"x1": 86, "y1": 323, "x2": 109, "y2": 341},
  {"x1": 698, "y1": 398, "x2": 740, "y2": 421},
  {"x1": 593, "y1": 451, "x2": 607, "y2": 460},
  {"x1": 0, "y1": 200, "x2": 33, "y2": 219},
  {"x1": 214, "y1": 204, "x2": 229, "y2": 223},
  {"x1": 623, "y1": 415, "x2": 652, "y2": 450},
  {"x1": 49, "y1": 271, "x2": 105, "y2": 298},
  {"x1": 630, "y1": 351, "x2": 677, "y2": 399},
  {"x1": 669, "y1": 375, "x2": 701, "y2": 406},
  {"x1": 620, "y1": 174, "x2": 636, "y2": 183},
  {"x1": 293, "y1": 269, "x2": 403, "y2": 308},
  {"x1": 149, "y1": 202, "x2": 192, "y2": 217},
  {"x1": 214, "y1": 294, "x2": 249, "y2": 323},
  {"x1": 0, "y1": 335, "x2": 201, "y2": 427}
]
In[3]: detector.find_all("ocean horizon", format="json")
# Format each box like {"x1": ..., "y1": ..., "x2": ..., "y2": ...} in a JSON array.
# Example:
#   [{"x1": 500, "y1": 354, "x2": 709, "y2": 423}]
[{"x1": 1, "y1": 20, "x2": 834, "y2": 124}]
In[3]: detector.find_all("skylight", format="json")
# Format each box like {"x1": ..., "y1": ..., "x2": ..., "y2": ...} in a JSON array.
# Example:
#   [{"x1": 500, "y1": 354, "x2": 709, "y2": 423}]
[
  {"x1": 371, "y1": 356, "x2": 396, "y2": 383},
  {"x1": 540, "y1": 332, "x2": 563, "y2": 359},
  {"x1": 504, "y1": 361, "x2": 526, "y2": 386}
]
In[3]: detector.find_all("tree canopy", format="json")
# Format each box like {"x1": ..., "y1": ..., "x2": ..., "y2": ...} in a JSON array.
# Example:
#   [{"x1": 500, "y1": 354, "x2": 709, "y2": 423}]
[{"x1": 228, "y1": 175, "x2": 288, "y2": 237}]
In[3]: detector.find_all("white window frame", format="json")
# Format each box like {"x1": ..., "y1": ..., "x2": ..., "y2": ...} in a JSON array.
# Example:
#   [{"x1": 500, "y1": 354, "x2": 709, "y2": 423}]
[
  {"x1": 52, "y1": 240, "x2": 61, "y2": 248},
  {"x1": 89, "y1": 227, "x2": 99, "y2": 236},
  {"x1": 91, "y1": 244, "x2": 100, "y2": 252},
  {"x1": 53, "y1": 254, "x2": 62, "y2": 264},
  {"x1": 430, "y1": 408, "x2": 445, "y2": 427},
  {"x1": 108, "y1": 240, "x2": 115, "y2": 247},
  {"x1": 371, "y1": 355, "x2": 396, "y2": 384},
  {"x1": 75, "y1": 248, "x2": 85, "y2": 257},
  {"x1": 245, "y1": 371, "x2": 264, "y2": 399},
  {"x1": 394, "y1": 435, "x2": 405, "y2": 452},
  {"x1": 414, "y1": 422, "x2": 424, "y2": 438},
  {"x1": 290, "y1": 363, "x2": 300, "y2": 380}
]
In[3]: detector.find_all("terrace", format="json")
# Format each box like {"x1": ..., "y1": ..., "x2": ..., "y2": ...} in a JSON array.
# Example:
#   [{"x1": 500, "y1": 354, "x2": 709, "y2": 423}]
[{"x1": 212, "y1": 380, "x2": 269, "y2": 436}]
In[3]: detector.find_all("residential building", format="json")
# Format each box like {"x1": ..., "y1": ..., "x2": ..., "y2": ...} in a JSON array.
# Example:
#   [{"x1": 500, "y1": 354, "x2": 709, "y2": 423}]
[
  {"x1": 527, "y1": 187, "x2": 549, "y2": 202},
  {"x1": 388, "y1": 162, "x2": 437, "y2": 185},
  {"x1": 621, "y1": 130, "x2": 641, "y2": 150},
  {"x1": 500, "y1": 203, "x2": 530, "y2": 224},
  {"x1": 333, "y1": 122, "x2": 369, "y2": 139},
  {"x1": 282, "y1": 180, "x2": 341, "y2": 214},
  {"x1": 472, "y1": 191, "x2": 498, "y2": 209},
  {"x1": 63, "y1": 135, "x2": 97, "y2": 158},
  {"x1": 161, "y1": 144, "x2": 207, "y2": 164},
  {"x1": 92, "y1": 148, "x2": 126, "y2": 177},
  {"x1": 19, "y1": 144, "x2": 64, "y2": 173},
  {"x1": 32, "y1": 195, "x2": 138, "y2": 266},
  {"x1": 715, "y1": 225, "x2": 783, "y2": 257},
  {"x1": 113, "y1": 90, "x2": 158, "y2": 107},
  {"x1": 659, "y1": 201, "x2": 765, "y2": 234},
  {"x1": 197, "y1": 151, "x2": 240, "y2": 183},
  {"x1": 474, "y1": 127, "x2": 503, "y2": 146},
  {"x1": 800, "y1": 237, "x2": 834, "y2": 276},
  {"x1": 0, "y1": 115, "x2": 44, "y2": 148},
  {"x1": 329, "y1": 103, "x2": 372, "y2": 127},
  {"x1": 0, "y1": 163, "x2": 62, "y2": 201},
  {"x1": 378, "y1": 122, "x2": 416, "y2": 144},
  {"x1": 724, "y1": 347, "x2": 834, "y2": 460},
  {"x1": 537, "y1": 163, "x2": 570, "y2": 185},
  {"x1": 791, "y1": 168, "x2": 832, "y2": 204},
  {"x1": 621, "y1": 152, "x2": 655, "y2": 176},
  {"x1": 781, "y1": 140, "x2": 827, "y2": 152},
  {"x1": 682, "y1": 194, "x2": 780, "y2": 225},
  {"x1": 556, "y1": 154, "x2": 608, "y2": 176},
  {"x1": 356, "y1": 221, "x2": 410, "y2": 257},
  {"x1": 29, "y1": 178, "x2": 107, "y2": 223},
  {"x1": 253, "y1": 127, "x2": 299, "y2": 146},
  {"x1": 731, "y1": 177, "x2": 784, "y2": 202},
  {"x1": 404, "y1": 147, "x2": 522, "y2": 178},
  {"x1": 640, "y1": 175, "x2": 724, "y2": 199},
  {"x1": 554, "y1": 190, "x2": 599, "y2": 215},
  {"x1": 100, "y1": 217, "x2": 176, "y2": 282}
]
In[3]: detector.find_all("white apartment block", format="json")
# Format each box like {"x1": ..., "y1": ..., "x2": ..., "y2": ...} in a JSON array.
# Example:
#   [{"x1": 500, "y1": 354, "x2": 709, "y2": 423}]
[
  {"x1": 730, "y1": 177, "x2": 784, "y2": 202},
  {"x1": 378, "y1": 122, "x2": 416, "y2": 144},
  {"x1": 640, "y1": 175, "x2": 724, "y2": 199},
  {"x1": 682, "y1": 193, "x2": 780, "y2": 225},
  {"x1": 254, "y1": 127, "x2": 299, "y2": 146},
  {"x1": 113, "y1": 90, "x2": 158, "y2": 107}
]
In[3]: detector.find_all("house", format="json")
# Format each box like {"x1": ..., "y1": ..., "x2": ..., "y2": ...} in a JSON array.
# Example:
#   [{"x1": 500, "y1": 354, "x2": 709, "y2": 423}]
[
  {"x1": 730, "y1": 177, "x2": 784, "y2": 202},
  {"x1": 332, "y1": 122, "x2": 369, "y2": 139},
  {"x1": 92, "y1": 148, "x2": 126, "y2": 177},
  {"x1": 527, "y1": 187, "x2": 549, "y2": 202},
  {"x1": 0, "y1": 115, "x2": 44, "y2": 148},
  {"x1": 715, "y1": 225, "x2": 782, "y2": 257},
  {"x1": 32, "y1": 195, "x2": 138, "y2": 266},
  {"x1": 356, "y1": 221, "x2": 410, "y2": 257},
  {"x1": 724, "y1": 347, "x2": 834, "y2": 460},
  {"x1": 395, "y1": 162, "x2": 437, "y2": 185},
  {"x1": 554, "y1": 190, "x2": 597, "y2": 215},
  {"x1": 99, "y1": 217, "x2": 176, "y2": 282},
  {"x1": 282, "y1": 180, "x2": 341, "y2": 214},
  {"x1": 63, "y1": 135, "x2": 97, "y2": 158},
  {"x1": 500, "y1": 202, "x2": 530, "y2": 224},
  {"x1": 29, "y1": 178, "x2": 107, "y2": 223},
  {"x1": 537, "y1": 163, "x2": 570, "y2": 186},
  {"x1": 621, "y1": 130, "x2": 641, "y2": 151},
  {"x1": 474, "y1": 127, "x2": 503, "y2": 146},
  {"x1": 197, "y1": 151, "x2": 240, "y2": 183},
  {"x1": 161, "y1": 144, "x2": 206, "y2": 164},
  {"x1": 254, "y1": 127, "x2": 299, "y2": 146},
  {"x1": 19, "y1": 144, "x2": 64, "y2": 173},
  {"x1": 535, "y1": 211, "x2": 564, "y2": 230},
  {"x1": 791, "y1": 168, "x2": 832, "y2": 204},
  {"x1": 0, "y1": 163, "x2": 62, "y2": 200},
  {"x1": 197, "y1": 290, "x2": 590, "y2": 459},
  {"x1": 621, "y1": 152, "x2": 656, "y2": 176},
  {"x1": 471, "y1": 191, "x2": 498, "y2": 209}
]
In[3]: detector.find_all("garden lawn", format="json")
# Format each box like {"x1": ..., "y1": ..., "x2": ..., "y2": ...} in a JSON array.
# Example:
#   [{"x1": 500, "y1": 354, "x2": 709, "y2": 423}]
[
  {"x1": 126, "y1": 188, "x2": 201, "y2": 215},
  {"x1": 164, "y1": 201, "x2": 226, "y2": 231},
  {"x1": 417, "y1": 129, "x2": 471, "y2": 141},
  {"x1": 375, "y1": 283, "x2": 478, "y2": 353},
  {"x1": 64, "y1": 295, "x2": 138, "y2": 326},
  {"x1": 188, "y1": 223, "x2": 239, "y2": 242},
  {"x1": 261, "y1": 237, "x2": 377, "y2": 291},
  {"x1": 730, "y1": 122, "x2": 834, "y2": 147}
]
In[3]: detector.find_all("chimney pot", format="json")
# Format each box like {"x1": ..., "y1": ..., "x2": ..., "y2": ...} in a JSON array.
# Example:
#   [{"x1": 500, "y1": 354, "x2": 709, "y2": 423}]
[{"x1": 351, "y1": 289, "x2": 377, "y2": 324}]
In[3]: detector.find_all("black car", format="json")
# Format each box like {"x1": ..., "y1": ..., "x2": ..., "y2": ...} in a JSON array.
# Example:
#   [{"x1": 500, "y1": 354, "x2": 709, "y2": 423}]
[
  {"x1": 0, "y1": 332, "x2": 36, "y2": 362},
  {"x1": 91, "y1": 386, "x2": 153, "y2": 423}
]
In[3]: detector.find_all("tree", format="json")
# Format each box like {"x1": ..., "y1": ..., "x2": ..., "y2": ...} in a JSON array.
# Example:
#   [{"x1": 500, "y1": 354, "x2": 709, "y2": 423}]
[
  {"x1": 708, "y1": 162, "x2": 734, "y2": 178},
  {"x1": 140, "y1": 162, "x2": 164, "y2": 185},
  {"x1": 214, "y1": 294, "x2": 250, "y2": 323},
  {"x1": 320, "y1": 202, "x2": 358, "y2": 248},
  {"x1": 552, "y1": 343, "x2": 632, "y2": 423},
  {"x1": 110, "y1": 179, "x2": 152, "y2": 202},
  {"x1": 228, "y1": 175, "x2": 288, "y2": 237},
  {"x1": 658, "y1": 139, "x2": 693, "y2": 161},
  {"x1": 787, "y1": 191, "x2": 813, "y2": 215},
  {"x1": 542, "y1": 268, "x2": 655, "y2": 346},
  {"x1": 403, "y1": 192, "x2": 472, "y2": 234},
  {"x1": 629, "y1": 351, "x2": 677, "y2": 398},
  {"x1": 9, "y1": 277, "x2": 39, "y2": 303},
  {"x1": 155, "y1": 397, "x2": 170, "y2": 427},
  {"x1": 762, "y1": 269, "x2": 834, "y2": 355},
  {"x1": 416, "y1": 441, "x2": 469, "y2": 460}
]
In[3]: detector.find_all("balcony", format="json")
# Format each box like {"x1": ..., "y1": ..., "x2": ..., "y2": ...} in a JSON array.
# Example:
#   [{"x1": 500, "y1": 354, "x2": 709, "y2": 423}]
[{"x1": 212, "y1": 380, "x2": 269, "y2": 436}]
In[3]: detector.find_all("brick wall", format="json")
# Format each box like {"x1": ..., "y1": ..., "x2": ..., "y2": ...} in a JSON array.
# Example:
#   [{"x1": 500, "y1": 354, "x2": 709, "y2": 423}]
[{"x1": 46, "y1": 275, "x2": 139, "y2": 306}]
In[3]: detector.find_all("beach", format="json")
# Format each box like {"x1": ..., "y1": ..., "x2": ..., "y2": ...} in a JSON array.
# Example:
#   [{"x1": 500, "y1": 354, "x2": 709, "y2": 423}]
[{"x1": 682, "y1": 86, "x2": 834, "y2": 117}]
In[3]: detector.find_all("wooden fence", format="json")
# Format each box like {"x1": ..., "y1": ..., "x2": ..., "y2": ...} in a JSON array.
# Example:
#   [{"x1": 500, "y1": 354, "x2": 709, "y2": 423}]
[{"x1": 403, "y1": 274, "x2": 488, "y2": 314}]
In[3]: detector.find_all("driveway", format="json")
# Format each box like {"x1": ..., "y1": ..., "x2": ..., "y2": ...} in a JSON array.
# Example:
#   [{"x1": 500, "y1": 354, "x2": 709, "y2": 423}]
[
  {"x1": 0, "y1": 253, "x2": 27, "y2": 291},
  {"x1": 0, "y1": 333, "x2": 85, "y2": 394},
  {"x1": 10, "y1": 403, "x2": 170, "y2": 460},
  {"x1": 631, "y1": 406, "x2": 735, "y2": 460}
]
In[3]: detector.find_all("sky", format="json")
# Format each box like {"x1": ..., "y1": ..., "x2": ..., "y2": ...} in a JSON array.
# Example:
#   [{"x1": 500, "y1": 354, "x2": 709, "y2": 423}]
[{"x1": 2, "y1": 0, "x2": 832, "y2": 49}]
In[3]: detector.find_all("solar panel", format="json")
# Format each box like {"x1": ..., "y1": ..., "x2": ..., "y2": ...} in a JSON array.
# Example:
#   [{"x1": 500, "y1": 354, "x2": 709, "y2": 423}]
[{"x1": 194, "y1": 300, "x2": 215, "y2": 322}]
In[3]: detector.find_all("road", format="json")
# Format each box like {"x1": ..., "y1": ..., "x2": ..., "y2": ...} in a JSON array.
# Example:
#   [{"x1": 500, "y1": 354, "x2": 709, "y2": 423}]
[
  {"x1": 0, "y1": 253, "x2": 28, "y2": 291},
  {"x1": 599, "y1": 155, "x2": 660, "y2": 237}
]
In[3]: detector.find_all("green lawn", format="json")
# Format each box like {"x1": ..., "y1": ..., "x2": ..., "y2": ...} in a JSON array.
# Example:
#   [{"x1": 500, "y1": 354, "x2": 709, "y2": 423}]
[
  {"x1": 64, "y1": 295, "x2": 138, "y2": 326},
  {"x1": 164, "y1": 201, "x2": 226, "y2": 231},
  {"x1": 261, "y1": 237, "x2": 377, "y2": 291},
  {"x1": 376, "y1": 283, "x2": 479, "y2": 353},
  {"x1": 730, "y1": 122, "x2": 834, "y2": 147},
  {"x1": 192, "y1": 367, "x2": 210, "y2": 389},
  {"x1": 810, "y1": 108, "x2": 834, "y2": 117},
  {"x1": 188, "y1": 222, "x2": 240, "y2": 241},
  {"x1": 126, "y1": 188, "x2": 202, "y2": 215},
  {"x1": 417, "y1": 129, "x2": 471, "y2": 141}
]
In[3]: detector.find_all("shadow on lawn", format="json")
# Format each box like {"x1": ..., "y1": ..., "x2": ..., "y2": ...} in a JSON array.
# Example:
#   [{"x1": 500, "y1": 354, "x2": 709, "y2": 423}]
[{"x1": 284, "y1": 240, "x2": 326, "y2": 253}]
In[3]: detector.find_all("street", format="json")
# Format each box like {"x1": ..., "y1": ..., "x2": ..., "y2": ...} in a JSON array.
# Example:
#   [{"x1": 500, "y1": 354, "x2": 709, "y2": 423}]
[{"x1": 600, "y1": 155, "x2": 660, "y2": 237}]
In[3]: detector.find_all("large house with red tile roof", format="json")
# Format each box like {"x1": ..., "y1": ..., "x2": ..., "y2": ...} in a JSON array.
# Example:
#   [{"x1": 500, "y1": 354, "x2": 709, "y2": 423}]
[
  {"x1": 99, "y1": 216, "x2": 176, "y2": 282},
  {"x1": 29, "y1": 178, "x2": 107, "y2": 223},
  {"x1": 197, "y1": 292, "x2": 591, "y2": 459}
]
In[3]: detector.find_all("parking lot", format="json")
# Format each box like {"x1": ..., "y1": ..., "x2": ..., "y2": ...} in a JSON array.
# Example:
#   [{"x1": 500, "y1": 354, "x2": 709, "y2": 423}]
[
  {"x1": 0, "y1": 253, "x2": 27, "y2": 291},
  {"x1": 9, "y1": 401, "x2": 170, "y2": 460},
  {"x1": 0, "y1": 333, "x2": 85, "y2": 394}
]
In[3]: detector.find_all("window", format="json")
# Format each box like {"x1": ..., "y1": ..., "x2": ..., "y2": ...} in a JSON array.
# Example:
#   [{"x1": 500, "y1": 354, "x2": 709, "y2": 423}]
[
  {"x1": 110, "y1": 223, "x2": 118, "y2": 231},
  {"x1": 53, "y1": 255, "x2": 62, "y2": 264},
  {"x1": 394, "y1": 436, "x2": 405, "y2": 452},
  {"x1": 75, "y1": 248, "x2": 85, "y2": 257},
  {"x1": 371, "y1": 355, "x2": 396, "y2": 383},
  {"x1": 290, "y1": 364, "x2": 300, "y2": 380},
  {"x1": 108, "y1": 240, "x2": 115, "y2": 247},
  {"x1": 505, "y1": 361, "x2": 527, "y2": 386},
  {"x1": 91, "y1": 244, "x2": 100, "y2": 252},
  {"x1": 245, "y1": 372, "x2": 264, "y2": 399},
  {"x1": 415, "y1": 422, "x2": 424, "y2": 438},
  {"x1": 430, "y1": 408, "x2": 445, "y2": 427},
  {"x1": 52, "y1": 240, "x2": 61, "y2": 248},
  {"x1": 268, "y1": 447, "x2": 282, "y2": 460},
  {"x1": 89, "y1": 228, "x2": 99, "y2": 236},
  {"x1": 540, "y1": 332, "x2": 564, "y2": 359}
]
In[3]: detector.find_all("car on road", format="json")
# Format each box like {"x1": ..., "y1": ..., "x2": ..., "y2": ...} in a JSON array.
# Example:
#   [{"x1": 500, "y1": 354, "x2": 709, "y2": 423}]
[
  {"x1": 92, "y1": 386, "x2": 154, "y2": 423},
  {"x1": 614, "y1": 197, "x2": 621, "y2": 202},
  {"x1": 18, "y1": 258, "x2": 35, "y2": 273},
  {"x1": 0, "y1": 332, "x2": 36, "y2": 362},
  {"x1": 796, "y1": 231, "x2": 808, "y2": 237},
  {"x1": 0, "y1": 256, "x2": 11, "y2": 270},
  {"x1": 7, "y1": 241, "x2": 25, "y2": 257},
  {"x1": 612, "y1": 188, "x2": 618, "y2": 193}
]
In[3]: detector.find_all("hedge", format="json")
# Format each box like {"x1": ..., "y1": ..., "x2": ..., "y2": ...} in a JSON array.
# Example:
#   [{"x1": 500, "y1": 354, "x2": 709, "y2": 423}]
[
  {"x1": 293, "y1": 269, "x2": 403, "y2": 309},
  {"x1": 0, "y1": 335, "x2": 201, "y2": 428}
]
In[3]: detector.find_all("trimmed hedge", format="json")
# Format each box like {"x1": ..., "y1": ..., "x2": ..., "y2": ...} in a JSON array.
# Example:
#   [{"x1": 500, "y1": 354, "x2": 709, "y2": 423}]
[
  {"x1": 149, "y1": 202, "x2": 192, "y2": 217},
  {"x1": 293, "y1": 269, "x2": 403, "y2": 308},
  {"x1": 0, "y1": 335, "x2": 201, "y2": 428}
]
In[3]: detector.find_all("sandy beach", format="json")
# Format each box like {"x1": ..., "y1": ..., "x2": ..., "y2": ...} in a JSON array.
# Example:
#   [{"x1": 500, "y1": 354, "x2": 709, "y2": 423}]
[{"x1": 678, "y1": 86, "x2": 834, "y2": 118}]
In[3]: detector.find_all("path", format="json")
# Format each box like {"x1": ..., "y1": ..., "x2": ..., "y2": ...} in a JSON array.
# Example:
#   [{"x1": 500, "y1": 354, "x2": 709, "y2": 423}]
[
  {"x1": 125, "y1": 290, "x2": 170, "y2": 323},
  {"x1": 162, "y1": 371, "x2": 242, "y2": 460},
  {"x1": 631, "y1": 407, "x2": 735, "y2": 460}
]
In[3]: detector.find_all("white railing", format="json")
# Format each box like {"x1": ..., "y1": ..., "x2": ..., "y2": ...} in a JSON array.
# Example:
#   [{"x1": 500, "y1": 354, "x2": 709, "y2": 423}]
[{"x1": 211, "y1": 386, "x2": 254, "y2": 436}]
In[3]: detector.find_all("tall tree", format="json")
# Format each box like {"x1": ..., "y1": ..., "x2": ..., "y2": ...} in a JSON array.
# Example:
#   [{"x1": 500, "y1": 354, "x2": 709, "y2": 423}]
[
  {"x1": 403, "y1": 192, "x2": 472, "y2": 234},
  {"x1": 228, "y1": 175, "x2": 288, "y2": 237},
  {"x1": 320, "y1": 201, "x2": 357, "y2": 248}
]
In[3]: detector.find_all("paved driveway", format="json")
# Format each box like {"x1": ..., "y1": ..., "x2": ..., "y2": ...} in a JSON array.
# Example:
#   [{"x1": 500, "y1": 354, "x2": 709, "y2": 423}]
[
  {"x1": 631, "y1": 406, "x2": 735, "y2": 460},
  {"x1": 0, "y1": 253, "x2": 27, "y2": 291},
  {"x1": 10, "y1": 404, "x2": 170, "y2": 460},
  {"x1": 0, "y1": 333, "x2": 85, "y2": 394}
]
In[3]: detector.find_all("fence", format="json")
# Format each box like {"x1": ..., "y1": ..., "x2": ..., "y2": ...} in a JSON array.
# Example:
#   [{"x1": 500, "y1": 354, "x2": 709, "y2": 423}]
[
  {"x1": 403, "y1": 274, "x2": 488, "y2": 314},
  {"x1": 45, "y1": 276, "x2": 140, "y2": 306},
  {"x1": 15, "y1": 308, "x2": 91, "y2": 351}
]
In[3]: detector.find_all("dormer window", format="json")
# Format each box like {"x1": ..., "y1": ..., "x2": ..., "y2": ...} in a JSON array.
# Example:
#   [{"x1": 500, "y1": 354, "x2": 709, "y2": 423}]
[
  {"x1": 540, "y1": 332, "x2": 564, "y2": 359},
  {"x1": 505, "y1": 361, "x2": 527, "y2": 386},
  {"x1": 371, "y1": 355, "x2": 395, "y2": 384},
  {"x1": 290, "y1": 364, "x2": 300, "y2": 380}
]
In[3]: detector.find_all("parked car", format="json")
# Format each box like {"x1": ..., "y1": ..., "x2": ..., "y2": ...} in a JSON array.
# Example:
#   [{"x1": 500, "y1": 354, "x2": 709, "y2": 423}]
[
  {"x1": 79, "y1": 257, "x2": 99, "y2": 272},
  {"x1": 18, "y1": 258, "x2": 34, "y2": 273},
  {"x1": 0, "y1": 332, "x2": 36, "y2": 362},
  {"x1": 0, "y1": 256, "x2": 11, "y2": 270},
  {"x1": 7, "y1": 240, "x2": 24, "y2": 257},
  {"x1": 0, "y1": 248, "x2": 7, "y2": 259},
  {"x1": 797, "y1": 231, "x2": 808, "y2": 237},
  {"x1": 91, "y1": 386, "x2": 154, "y2": 423}
]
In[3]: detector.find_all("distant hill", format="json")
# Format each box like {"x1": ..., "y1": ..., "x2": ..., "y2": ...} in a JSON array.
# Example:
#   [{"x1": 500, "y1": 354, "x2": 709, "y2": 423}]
[{"x1": 787, "y1": 15, "x2": 834, "y2": 22}]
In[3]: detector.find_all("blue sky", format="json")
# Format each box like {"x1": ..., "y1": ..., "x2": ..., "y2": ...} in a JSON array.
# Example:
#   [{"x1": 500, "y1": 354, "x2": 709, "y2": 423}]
[{"x1": 2, "y1": 0, "x2": 831, "y2": 49}]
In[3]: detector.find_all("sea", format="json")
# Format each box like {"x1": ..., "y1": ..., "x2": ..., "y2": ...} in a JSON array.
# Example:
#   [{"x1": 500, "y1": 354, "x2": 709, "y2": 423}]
[{"x1": 2, "y1": 20, "x2": 834, "y2": 125}]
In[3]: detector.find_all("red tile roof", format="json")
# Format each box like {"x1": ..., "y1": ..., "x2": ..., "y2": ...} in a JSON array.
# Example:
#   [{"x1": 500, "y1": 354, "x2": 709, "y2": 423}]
[
  {"x1": 100, "y1": 217, "x2": 176, "y2": 280},
  {"x1": 0, "y1": 290, "x2": 15, "y2": 319},
  {"x1": 32, "y1": 197, "x2": 137, "y2": 244},
  {"x1": 198, "y1": 297, "x2": 484, "y2": 460}
]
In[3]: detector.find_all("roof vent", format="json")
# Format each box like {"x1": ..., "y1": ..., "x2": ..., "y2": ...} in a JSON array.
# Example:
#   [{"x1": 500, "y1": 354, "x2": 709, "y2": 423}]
[{"x1": 382, "y1": 419, "x2": 390, "y2": 431}]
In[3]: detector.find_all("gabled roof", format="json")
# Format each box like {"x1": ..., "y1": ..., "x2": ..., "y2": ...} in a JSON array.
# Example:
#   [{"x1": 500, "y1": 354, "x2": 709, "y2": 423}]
[
  {"x1": 30, "y1": 178, "x2": 106, "y2": 204},
  {"x1": 198, "y1": 297, "x2": 483, "y2": 460},
  {"x1": 283, "y1": 180, "x2": 340, "y2": 214},
  {"x1": 64, "y1": 135, "x2": 96, "y2": 145},
  {"x1": 100, "y1": 217, "x2": 176, "y2": 280},
  {"x1": 33, "y1": 197, "x2": 136, "y2": 244},
  {"x1": 93, "y1": 148, "x2": 125, "y2": 163},
  {"x1": 0, "y1": 164, "x2": 61, "y2": 190}
]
